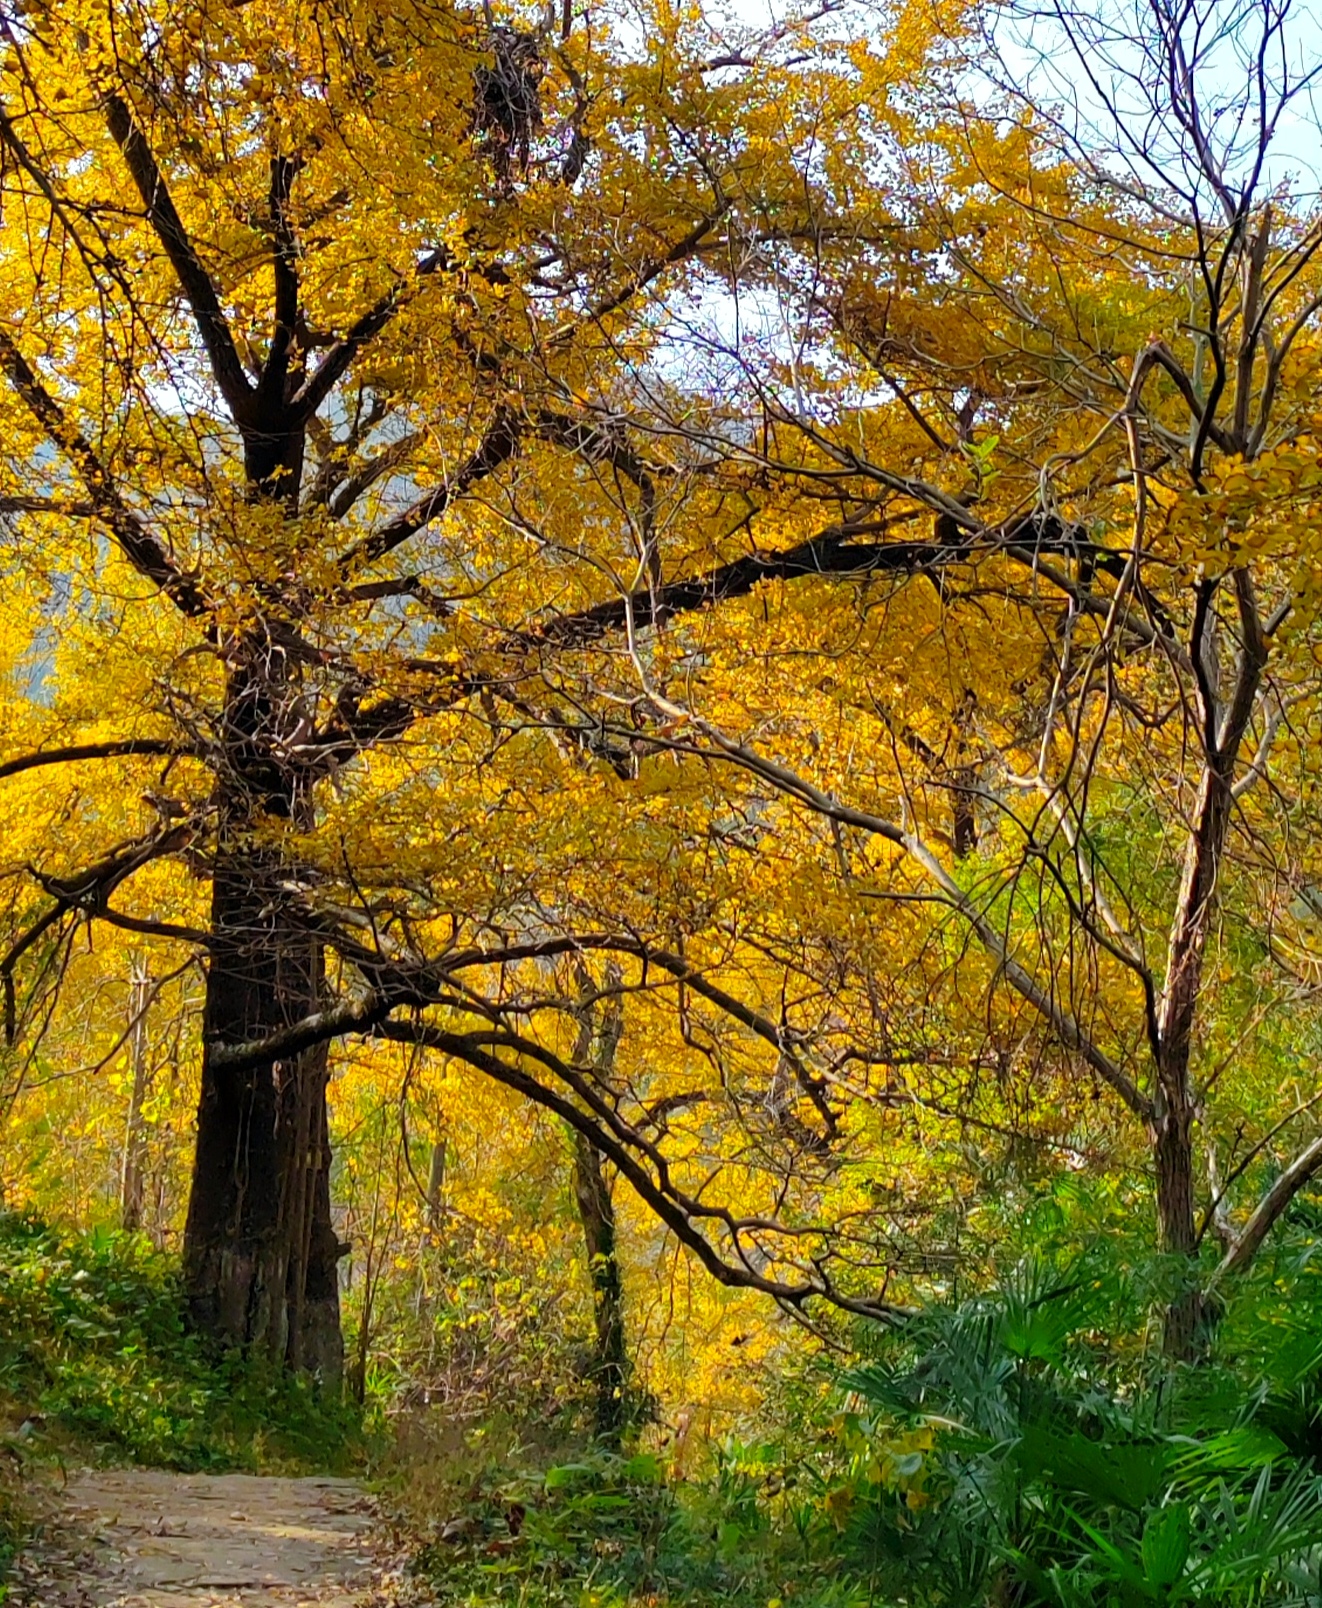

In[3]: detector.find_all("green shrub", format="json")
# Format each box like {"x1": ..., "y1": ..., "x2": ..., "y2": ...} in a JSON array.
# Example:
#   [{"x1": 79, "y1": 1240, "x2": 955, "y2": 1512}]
[
  {"x1": 409, "y1": 1438, "x2": 877, "y2": 1608},
  {"x1": 833, "y1": 1261, "x2": 1322, "y2": 1606},
  {"x1": 0, "y1": 1212, "x2": 363, "y2": 1472}
]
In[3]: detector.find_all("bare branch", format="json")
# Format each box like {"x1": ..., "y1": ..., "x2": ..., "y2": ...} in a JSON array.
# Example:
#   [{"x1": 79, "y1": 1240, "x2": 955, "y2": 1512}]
[{"x1": 378, "y1": 1018, "x2": 908, "y2": 1322}]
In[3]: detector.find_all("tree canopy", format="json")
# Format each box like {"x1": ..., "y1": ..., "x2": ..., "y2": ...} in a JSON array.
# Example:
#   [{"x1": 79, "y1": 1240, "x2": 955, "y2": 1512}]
[{"x1": 1, "y1": 0, "x2": 1322, "y2": 1410}]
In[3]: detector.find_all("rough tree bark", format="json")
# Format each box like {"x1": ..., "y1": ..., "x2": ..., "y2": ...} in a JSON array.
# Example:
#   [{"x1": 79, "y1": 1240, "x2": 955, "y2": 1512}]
[
  {"x1": 570, "y1": 965, "x2": 632, "y2": 1439},
  {"x1": 120, "y1": 957, "x2": 151, "y2": 1233},
  {"x1": 183, "y1": 646, "x2": 344, "y2": 1380},
  {"x1": 183, "y1": 841, "x2": 343, "y2": 1377},
  {"x1": 572, "y1": 1131, "x2": 629, "y2": 1442},
  {"x1": 426, "y1": 1138, "x2": 447, "y2": 1230}
]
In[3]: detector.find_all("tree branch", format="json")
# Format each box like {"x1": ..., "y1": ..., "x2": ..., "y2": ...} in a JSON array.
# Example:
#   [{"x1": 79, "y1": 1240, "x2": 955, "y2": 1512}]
[
  {"x1": 537, "y1": 511, "x2": 1168, "y2": 656},
  {"x1": 538, "y1": 516, "x2": 928, "y2": 645},
  {"x1": 96, "y1": 907, "x2": 210, "y2": 947},
  {"x1": 208, "y1": 992, "x2": 399, "y2": 1071},
  {"x1": 0, "y1": 328, "x2": 208, "y2": 615},
  {"x1": 0, "y1": 740, "x2": 183, "y2": 782},
  {"x1": 326, "y1": 430, "x2": 424, "y2": 520},
  {"x1": 257, "y1": 154, "x2": 303, "y2": 405},
  {"x1": 104, "y1": 94, "x2": 252, "y2": 417},
  {"x1": 292, "y1": 249, "x2": 460, "y2": 421},
  {"x1": 377, "y1": 1019, "x2": 907, "y2": 1322},
  {"x1": 1211, "y1": 1133, "x2": 1322, "y2": 1284},
  {"x1": 341, "y1": 407, "x2": 520, "y2": 566}
]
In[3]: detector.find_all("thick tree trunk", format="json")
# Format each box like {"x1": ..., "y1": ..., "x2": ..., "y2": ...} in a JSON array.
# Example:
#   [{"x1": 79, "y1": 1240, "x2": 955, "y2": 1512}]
[
  {"x1": 182, "y1": 653, "x2": 343, "y2": 1381},
  {"x1": 572, "y1": 1131, "x2": 630, "y2": 1442},
  {"x1": 183, "y1": 848, "x2": 343, "y2": 1379}
]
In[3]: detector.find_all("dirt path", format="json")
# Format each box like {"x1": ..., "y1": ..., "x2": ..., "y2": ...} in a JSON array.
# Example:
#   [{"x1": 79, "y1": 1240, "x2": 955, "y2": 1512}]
[{"x1": 8, "y1": 1469, "x2": 423, "y2": 1607}]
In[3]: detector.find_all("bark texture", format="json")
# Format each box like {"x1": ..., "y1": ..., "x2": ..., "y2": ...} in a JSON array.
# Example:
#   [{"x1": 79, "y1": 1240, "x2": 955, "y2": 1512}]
[
  {"x1": 120, "y1": 959, "x2": 151, "y2": 1234},
  {"x1": 183, "y1": 654, "x2": 344, "y2": 1380},
  {"x1": 572, "y1": 1131, "x2": 629, "y2": 1441}
]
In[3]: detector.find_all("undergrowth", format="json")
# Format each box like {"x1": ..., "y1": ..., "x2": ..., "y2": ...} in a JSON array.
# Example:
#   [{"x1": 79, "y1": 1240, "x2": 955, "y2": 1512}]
[
  {"x1": 0, "y1": 1212, "x2": 363, "y2": 1473},
  {"x1": 400, "y1": 1434, "x2": 861, "y2": 1608},
  {"x1": 387, "y1": 1194, "x2": 1322, "y2": 1608}
]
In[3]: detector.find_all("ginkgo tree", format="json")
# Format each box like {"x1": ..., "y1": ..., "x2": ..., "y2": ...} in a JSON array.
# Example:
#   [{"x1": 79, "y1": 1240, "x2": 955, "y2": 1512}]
[
  {"x1": 0, "y1": 0, "x2": 988, "y2": 1377},
  {"x1": 8, "y1": 0, "x2": 1318, "y2": 1390}
]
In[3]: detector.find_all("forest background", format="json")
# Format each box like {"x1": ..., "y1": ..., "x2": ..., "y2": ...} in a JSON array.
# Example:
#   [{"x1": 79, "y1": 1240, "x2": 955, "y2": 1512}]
[{"x1": 3, "y1": 0, "x2": 1322, "y2": 1600}]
